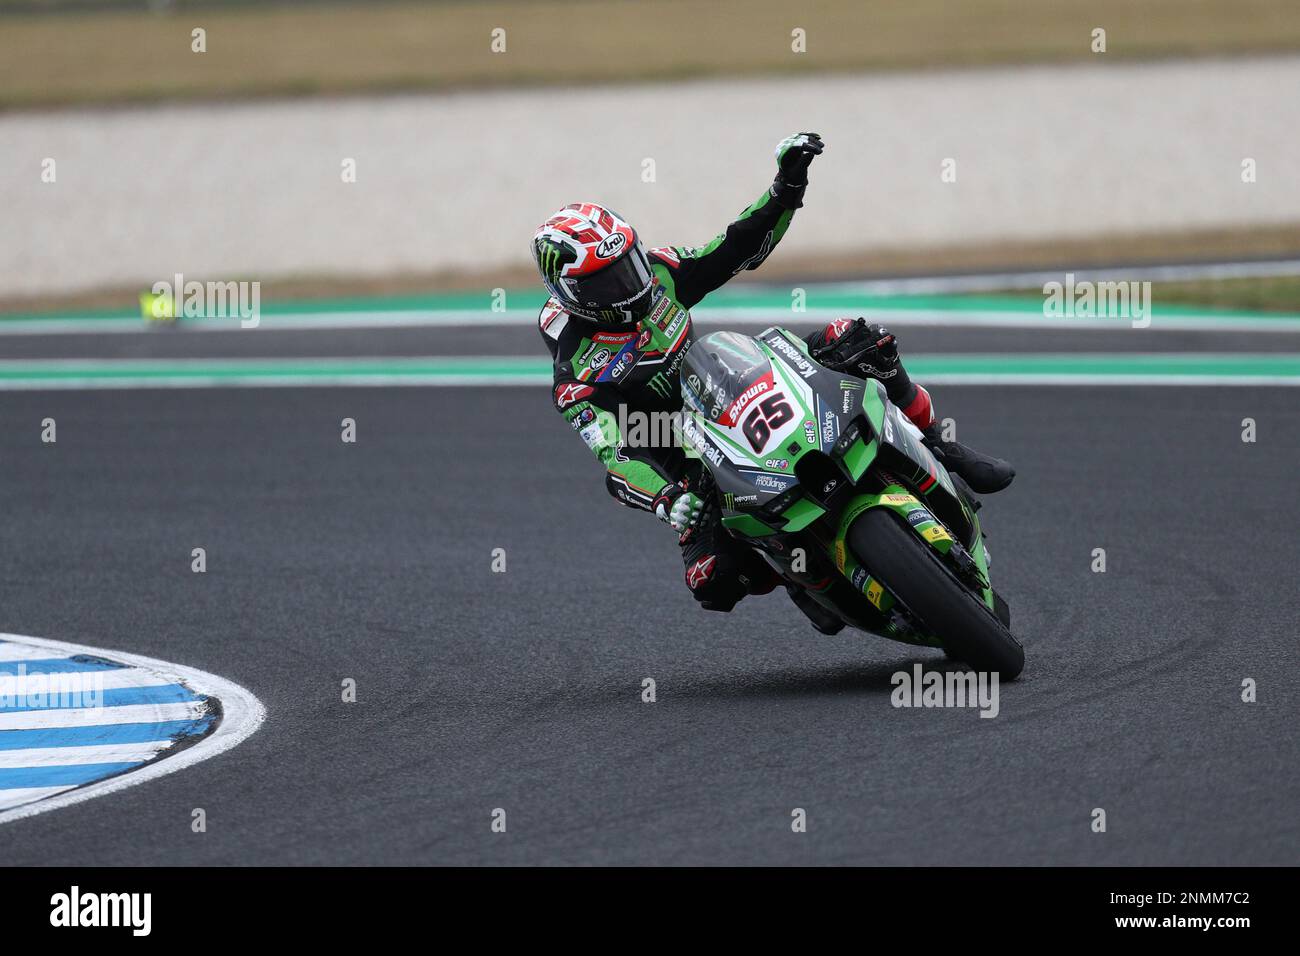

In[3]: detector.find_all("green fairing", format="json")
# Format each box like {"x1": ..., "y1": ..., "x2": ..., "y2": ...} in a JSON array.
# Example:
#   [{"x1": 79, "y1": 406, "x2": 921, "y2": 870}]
[
  {"x1": 721, "y1": 512, "x2": 777, "y2": 537},
  {"x1": 841, "y1": 437, "x2": 877, "y2": 481},
  {"x1": 780, "y1": 497, "x2": 826, "y2": 532}
]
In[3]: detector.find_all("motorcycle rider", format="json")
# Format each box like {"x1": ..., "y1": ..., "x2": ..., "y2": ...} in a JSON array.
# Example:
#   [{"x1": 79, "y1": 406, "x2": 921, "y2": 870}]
[{"x1": 532, "y1": 133, "x2": 1014, "y2": 629}]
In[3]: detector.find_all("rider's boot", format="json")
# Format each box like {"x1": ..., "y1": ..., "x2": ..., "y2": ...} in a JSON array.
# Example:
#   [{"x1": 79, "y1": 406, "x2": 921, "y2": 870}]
[
  {"x1": 922, "y1": 425, "x2": 1015, "y2": 494},
  {"x1": 806, "y1": 319, "x2": 1015, "y2": 495}
]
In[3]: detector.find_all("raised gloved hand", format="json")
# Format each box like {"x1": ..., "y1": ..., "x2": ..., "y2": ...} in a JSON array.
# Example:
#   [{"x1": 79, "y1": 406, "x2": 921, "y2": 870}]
[
  {"x1": 652, "y1": 480, "x2": 704, "y2": 534},
  {"x1": 810, "y1": 318, "x2": 901, "y2": 381},
  {"x1": 771, "y1": 132, "x2": 824, "y2": 208}
]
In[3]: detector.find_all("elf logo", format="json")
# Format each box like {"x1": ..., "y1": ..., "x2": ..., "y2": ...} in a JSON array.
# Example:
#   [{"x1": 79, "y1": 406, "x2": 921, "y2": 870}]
[
  {"x1": 609, "y1": 350, "x2": 638, "y2": 380},
  {"x1": 50, "y1": 886, "x2": 152, "y2": 936},
  {"x1": 595, "y1": 233, "x2": 627, "y2": 259}
]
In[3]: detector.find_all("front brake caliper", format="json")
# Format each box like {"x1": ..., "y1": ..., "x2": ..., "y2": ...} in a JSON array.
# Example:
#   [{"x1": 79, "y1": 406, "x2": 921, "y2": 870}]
[{"x1": 946, "y1": 539, "x2": 986, "y2": 588}]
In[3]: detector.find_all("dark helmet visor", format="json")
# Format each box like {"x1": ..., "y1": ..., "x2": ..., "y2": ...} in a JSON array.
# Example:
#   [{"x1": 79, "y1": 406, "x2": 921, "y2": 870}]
[{"x1": 562, "y1": 243, "x2": 653, "y2": 312}]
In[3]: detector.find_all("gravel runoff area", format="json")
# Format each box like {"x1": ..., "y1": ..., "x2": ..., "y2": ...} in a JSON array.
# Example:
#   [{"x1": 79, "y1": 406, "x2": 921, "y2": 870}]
[{"x1": 4, "y1": 55, "x2": 1299, "y2": 298}]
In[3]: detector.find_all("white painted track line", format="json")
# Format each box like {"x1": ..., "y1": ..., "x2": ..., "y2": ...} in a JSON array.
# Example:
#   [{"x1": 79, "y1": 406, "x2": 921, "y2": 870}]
[
  {"x1": 0, "y1": 786, "x2": 74, "y2": 812},
  {"x1": 0, "y1": 643, "x2": 76, "y2": 662}
]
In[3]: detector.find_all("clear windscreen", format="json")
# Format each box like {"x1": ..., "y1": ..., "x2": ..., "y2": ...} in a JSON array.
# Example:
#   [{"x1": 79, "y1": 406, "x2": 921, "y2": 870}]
[{"x1": 681, "y1": 331, "x2": 773, "y2": 422}]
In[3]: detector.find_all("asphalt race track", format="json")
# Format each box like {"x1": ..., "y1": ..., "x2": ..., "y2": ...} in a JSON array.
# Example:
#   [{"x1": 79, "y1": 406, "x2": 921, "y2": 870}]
[{"x1": 2, "y1": 330, "x2": 1296, "y2": 864}]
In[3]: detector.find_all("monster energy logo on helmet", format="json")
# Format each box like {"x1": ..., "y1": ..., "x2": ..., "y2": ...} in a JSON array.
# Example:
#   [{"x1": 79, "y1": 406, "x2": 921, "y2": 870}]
[{"x1": 535, "y1": 238, "x2": 575, "y2": 282}]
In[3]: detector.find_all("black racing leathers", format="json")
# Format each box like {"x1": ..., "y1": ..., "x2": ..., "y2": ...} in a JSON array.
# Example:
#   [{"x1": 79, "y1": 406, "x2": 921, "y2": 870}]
[{"x1": 540, "y1": 182, "x2": 804, "y2": 514}]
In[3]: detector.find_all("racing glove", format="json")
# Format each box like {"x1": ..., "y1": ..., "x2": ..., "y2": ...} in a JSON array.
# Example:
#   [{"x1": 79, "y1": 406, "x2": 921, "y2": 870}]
[
  {"x1": 771, "y1": 132, "x2": 824, "y2": 209},
  {"x1": 652, "y1": 480, "x2": 705, "y2": 534},
  {"x1": 810, "y1": 318, "x2": 901, "y2": 382}
]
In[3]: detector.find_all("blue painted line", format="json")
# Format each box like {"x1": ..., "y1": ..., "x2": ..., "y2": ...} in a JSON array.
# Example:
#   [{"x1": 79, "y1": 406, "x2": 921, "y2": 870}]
[
  {"x1": 0, "y1": 762, "x2": 142, "y2": 790},
  {"x1": 0, "y1": 682, "x2": 203, "y2": 713},
  {"x1": 0, "y1": 717, "x2": 214, "y2": 751},
  {"x1": 0, "y1": 656, "x2": 127, "y2": 675}
]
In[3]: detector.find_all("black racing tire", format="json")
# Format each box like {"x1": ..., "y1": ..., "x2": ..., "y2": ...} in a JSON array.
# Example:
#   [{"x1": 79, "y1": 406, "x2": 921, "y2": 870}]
[{"x1": 847, "y1": 508, "x2": 1025, "y2": 679}]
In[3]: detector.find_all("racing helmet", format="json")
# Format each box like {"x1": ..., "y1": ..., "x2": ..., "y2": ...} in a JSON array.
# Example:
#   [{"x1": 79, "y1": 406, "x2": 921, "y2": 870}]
[{"x1": 531, "y1": 202, "x2": 658, "y2": 327}]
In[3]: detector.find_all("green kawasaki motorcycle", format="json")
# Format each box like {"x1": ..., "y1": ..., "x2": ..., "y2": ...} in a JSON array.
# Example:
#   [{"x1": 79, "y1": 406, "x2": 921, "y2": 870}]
[{"x1": 677, "y1": 328, "x2": 1024, "y2": 679}]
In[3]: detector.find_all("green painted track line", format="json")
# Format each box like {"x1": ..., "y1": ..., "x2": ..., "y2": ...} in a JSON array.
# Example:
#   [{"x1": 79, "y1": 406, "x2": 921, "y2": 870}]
[
  {"x1": 2, "y1": 288, "x2": 1297, "y2": 320},
  {"x1": 3, "y1": 288, "x2": 1299, "y2": 332},
  {"x1": 1, "y1": 354, "x2": 1298, "y2": 390}
]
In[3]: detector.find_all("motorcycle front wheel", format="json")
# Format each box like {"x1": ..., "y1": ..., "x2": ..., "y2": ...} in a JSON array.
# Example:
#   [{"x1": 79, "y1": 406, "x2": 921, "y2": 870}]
[{"x1": 847, "y1": 508, "x2": 1025, "y2": 679}]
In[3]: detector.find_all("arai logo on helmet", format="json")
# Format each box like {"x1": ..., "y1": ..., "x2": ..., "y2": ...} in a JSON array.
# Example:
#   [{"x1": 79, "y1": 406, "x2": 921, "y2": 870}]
[{"x1": 595, "y1": 233, "x2": 627, "y2": 259}]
